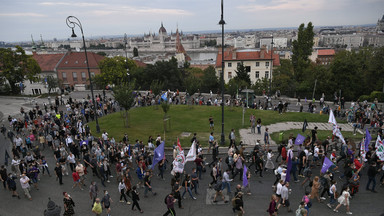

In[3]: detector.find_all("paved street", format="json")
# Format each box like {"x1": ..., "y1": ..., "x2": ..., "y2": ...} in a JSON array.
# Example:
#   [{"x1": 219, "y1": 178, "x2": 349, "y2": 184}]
[{"x1": 0, "y1": 92, "x2": 383, "y2": 216}]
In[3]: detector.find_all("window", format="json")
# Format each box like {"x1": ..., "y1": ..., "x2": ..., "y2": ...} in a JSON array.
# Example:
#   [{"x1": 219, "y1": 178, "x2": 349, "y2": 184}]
[
  {"x1": 81, "y1": 72, "x2": 86, "y2": 81},
  {"x1": 228, "y1": 72, "x2": 232, "y2": 79},
  {"x1": 265, "y1": 62, "x2": 270, "y2": 67},
  {"x1": 256, "y1": 62, "x2": 260, "y2": 67},
  {"x1": 72, "y1": 72, "x2": 78, "y2": 82},
  {"x1": 265, "y1": 71, "x2": 269, "y2": 78},
  {"x1": 245, "y1": 66, "x2": 251, "y2": 72},
  {"x1": 62, "y1": 72, "x2": 67, "y2": 81},
  {"x1": 90, "y1": 72, "x2": 95, "y2": 78},
  {"x1": 228, "y1": 62, "x2": 232, "y2": 67},
  {"x1": 255, "y1": 71, "x2": 259, "y2": 78}
]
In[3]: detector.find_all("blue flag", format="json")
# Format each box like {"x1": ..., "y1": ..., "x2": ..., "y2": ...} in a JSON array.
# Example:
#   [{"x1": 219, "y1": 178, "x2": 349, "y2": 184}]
[
  {"x1": 152, "y1": 141, "x2": 165, "y2": 168},
  {"x1": 80, "y1": 140, "x2": 88, "y2": 146},
  {"x1": 161, "y1": 92, "x2": 168, "y2": 101},
  {"x1": 128, "y1": 144, "x2": 131, "y2": 156},
  {"x1": 321, "y1": 157, "x2": 333, "y2": 173},
  {"x1": 365, "y1": 129, "x2": 371, "y2": 150},
  {"x1": 295, "y1": 134, "x2": 305, "y2": 145},
  {"x1": 285, "y1": 155, "x2": 292, "y2": 183},
  {"x1": 243, "y1": 165, "x2": 248, "y2": 187}
]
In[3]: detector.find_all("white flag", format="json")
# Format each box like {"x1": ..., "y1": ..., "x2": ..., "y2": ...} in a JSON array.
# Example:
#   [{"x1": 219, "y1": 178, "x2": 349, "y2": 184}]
[
  {"x1": 172, "y1": 138, "x2": 185, "y2": 174},
  {"x1": 376, "y1": 136, "x2": 383, "y2": 149},
  {"x1": 328, "y1": 110, "x2": 338, "y2": 125},
  {"x1": 185, "y1": 141, "x2": 196, "y2": 164}
]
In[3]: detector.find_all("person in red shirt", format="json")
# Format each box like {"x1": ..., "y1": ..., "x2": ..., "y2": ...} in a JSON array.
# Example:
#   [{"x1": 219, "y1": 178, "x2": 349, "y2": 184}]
[
  {"x1": 354, "y1": 155, "x2": 362, "y2": 171},
  {"x1": 281, "y1": 146, "x2": 287, "y2": 164},
  {"x1": 72, "y1": 171, "x2": 83, "y2": 191}
]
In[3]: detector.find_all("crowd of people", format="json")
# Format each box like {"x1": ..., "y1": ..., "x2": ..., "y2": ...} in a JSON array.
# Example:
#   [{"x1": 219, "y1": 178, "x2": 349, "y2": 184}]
[{"x1": 0, "y1": 91, "x2": 383, "y2": 216}]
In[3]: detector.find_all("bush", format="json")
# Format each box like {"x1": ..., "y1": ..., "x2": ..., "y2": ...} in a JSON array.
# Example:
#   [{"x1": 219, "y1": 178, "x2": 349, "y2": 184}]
[
  {"x1": 358, "y1": 95, "x2": 370, "y2": 102},
  {"x1": 369, "y1": 91, "x2": 384, "y2": 102}
]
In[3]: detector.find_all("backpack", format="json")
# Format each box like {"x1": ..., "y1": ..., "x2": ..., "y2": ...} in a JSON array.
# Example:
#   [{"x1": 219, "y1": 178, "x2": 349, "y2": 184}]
[
  {"x1": 164, "y1": 195, "x2": 169, "y2": 205},
  {"x1": 228, "y1": 133, "x2": 231, "y2": 140},
  {"x1": 231, "y1": 197, "x2": 239, "y2": 208},
  {"x1": 303, "y1": 167, "x2": 311, "y2": 177}
]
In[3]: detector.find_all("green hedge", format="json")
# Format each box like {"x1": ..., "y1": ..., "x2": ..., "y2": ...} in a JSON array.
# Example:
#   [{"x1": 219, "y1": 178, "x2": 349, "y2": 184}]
[{"x1": 359, "y1": 91, "x2": 384, "y2": 102}]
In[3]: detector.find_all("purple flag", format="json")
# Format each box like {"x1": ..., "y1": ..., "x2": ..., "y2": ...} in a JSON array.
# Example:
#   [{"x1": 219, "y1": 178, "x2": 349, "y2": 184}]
[
  {"x1": 295, "y1": 134, "x2": 305, "y2": 145},
  {"x1": 285, "y1": 155, "x2": 292, "y2": 183},
  {"x1": 365, "y1": 129, "x2": 371, "y2": 150},
  {"x1": 321, "y1": 157, "x2": 333, "y2": 173},
  {"x1": 243, "y1": 165, "x2": 248, "y2": 187},
  {"x1": 152, "y1": 141, "x2": 165, "y2": 168},
  {"x1": 80, "y1": 140, "x2": 88, "y2": 146}
]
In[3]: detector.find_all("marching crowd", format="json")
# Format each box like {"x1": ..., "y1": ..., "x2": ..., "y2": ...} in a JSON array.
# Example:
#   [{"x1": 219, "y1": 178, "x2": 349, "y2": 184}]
[{"x1": 0, "y1": 92, "x2": 383, "y2": 216}]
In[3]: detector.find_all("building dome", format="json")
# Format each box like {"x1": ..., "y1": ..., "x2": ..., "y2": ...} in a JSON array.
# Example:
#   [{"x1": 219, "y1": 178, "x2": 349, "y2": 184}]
[{"x1": 159, "y1": 22, "x2": 167, "y2": 34}]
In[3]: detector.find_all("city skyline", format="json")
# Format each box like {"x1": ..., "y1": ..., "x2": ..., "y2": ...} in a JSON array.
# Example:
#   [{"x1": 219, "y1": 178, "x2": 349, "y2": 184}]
[{"x1": 1, "y1": 0, "x2": 383, "y2": 42}]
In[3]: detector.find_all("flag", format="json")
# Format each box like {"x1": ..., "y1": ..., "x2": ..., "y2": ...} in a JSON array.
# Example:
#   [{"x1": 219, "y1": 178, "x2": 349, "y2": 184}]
[
  {"x1": 295, "y1": 134, "x2": 305, "y2": 145},
  {"x1": 334, "y1": 127, "x2": 346, "y2": 144},
  {"x1": 302, "y1": 119, "x2": 308, "y2": 132},
  {"x1": 172, "y1": 138, "x2": 185, "y2": 174},
  {"x1": 161, "y1": 92, "x2": 168, "y2": 101},
  {"x1": 243, "y1": 165, "x2": 248, "y2": 187},
  {"x1": 80, "y1": 140, "x2": 88, "y2": 146},
  {"x1": 376, "y1": 136, "x2": 383, "y2": 149},
  {"x1": 321, "y1": 157, "x2": 333, "y2": 173},
  {"x1": 365, "y1": 129, "x2": 372, "y2": 150},
  {"x1": 128, "y1": 144, "x2": 131, "y2": 156},
  {"x1": 328, "y1": 109, "x2": 337, "y2": 125},
  {"x1": 152, "y1": 141, "x2": 165, "y2": 168},
  {"x1": 360, "y1": 139, "x2": 367, "y2": 161},
  {"x1": 285, "y1": 155, "x2": 292, "y2": 183},
  {"x1": 376, "y1": 141, "x2": 384, "y2": 161},
  {"x1": 185, "y1": 141, "x2": 196, "y2": 163}
]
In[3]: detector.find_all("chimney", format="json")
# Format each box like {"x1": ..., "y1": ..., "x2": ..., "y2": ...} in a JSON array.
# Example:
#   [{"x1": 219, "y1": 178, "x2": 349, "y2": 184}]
[
  {"x1": 260, "y1": 45, "x2": 266, "y2": 58},
  {"x1": 232, "y1": 50, "x2": 236, "y2": 60}
]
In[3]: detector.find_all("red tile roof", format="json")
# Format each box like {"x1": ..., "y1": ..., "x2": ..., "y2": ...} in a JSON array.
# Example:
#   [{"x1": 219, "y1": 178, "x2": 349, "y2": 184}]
[
  {"x1": 134, "y1": 60, "x2": 147, "y2": 68},
  {"x1": 57, "y1": 51, "x2": 105, "y2": 69},
  {"x1": 32, "y1": 53, "x2": 65, "y2": 72},
  {"x1": 318, "y1": 49, "x2": 335, "y2": 56},
  {"x1": 216, "y1": 49, "x2": 280, "y2": 67}
]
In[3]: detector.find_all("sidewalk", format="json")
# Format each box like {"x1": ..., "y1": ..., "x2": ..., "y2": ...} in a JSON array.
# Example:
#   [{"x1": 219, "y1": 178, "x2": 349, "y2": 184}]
[{"x1": 239, "y1": 121, "x2": 359, "y2": 147}]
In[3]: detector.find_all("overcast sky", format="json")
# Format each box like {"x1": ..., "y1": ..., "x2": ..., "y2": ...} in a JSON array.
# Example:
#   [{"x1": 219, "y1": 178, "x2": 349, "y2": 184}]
[{"x1": 1, "y1": 0, "x2": 383, "y2": 42}]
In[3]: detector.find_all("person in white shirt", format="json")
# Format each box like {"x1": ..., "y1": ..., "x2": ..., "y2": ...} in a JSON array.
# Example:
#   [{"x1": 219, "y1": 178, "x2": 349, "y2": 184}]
[
  {"x1": 102, "y1": 132, "x2": 108, "y2": 142},
  {"x1": 118, "y1": 179, "x2": 130, "y2": 204},
  {"x1": 221, "y1": 170, "x2": 233, "y2": 193},
  {"x1": 65, "y1": 135, "x2": 73, "y2": 147},
  {"x1": 11, "y1": 157, "x2": 21, "y2": 175},
  {"x1": 67, "y1": 153, "x2": 76, "y2": 172},
  {"x1": 20, "y1": 174, "x2": 32, "y2": 200}
]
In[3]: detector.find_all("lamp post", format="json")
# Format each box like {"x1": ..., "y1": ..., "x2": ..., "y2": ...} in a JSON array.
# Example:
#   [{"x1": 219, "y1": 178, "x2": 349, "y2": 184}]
[
  {"x1": 269, "y1": 35, "x2": 274, "y2": 98},
  {"x1": 219, "y1": 0, "x2": 226, "y2": 145},
  {"x1": 66, "y1": 16, "x2": 100, "y2": 133},
  {"x1": 124, "y1": 33, "x2": 130, "y2": 83}
]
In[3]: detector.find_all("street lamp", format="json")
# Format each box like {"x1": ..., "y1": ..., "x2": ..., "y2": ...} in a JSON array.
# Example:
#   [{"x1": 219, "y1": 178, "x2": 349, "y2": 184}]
[
  {"x1": 269, "y1": 35, "x2": 274, "y2": 98},
  {"x1": 124, "y1": 33, "x2": 130, "y2": 83},
  {"x1": 66, "y1": 16, "x2": 100, "y2": 133},
  {"x1": 219, "y1": 0, "x2": 226, "y2": 145}
]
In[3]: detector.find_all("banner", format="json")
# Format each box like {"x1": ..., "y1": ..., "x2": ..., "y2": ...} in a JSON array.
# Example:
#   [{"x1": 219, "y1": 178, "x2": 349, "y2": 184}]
[
  {"x1": 365, "y1": 129, "x2": 372, "y2": 150},
  {"x1": 80, "y1": 140, "x2": 88, "y2": 146},
  {"x1": 376, "y1": 136, "x2": 383, "y2": 149},
  {"x1": 172, "y1": 138, "x2": 185, "y2": 174}
]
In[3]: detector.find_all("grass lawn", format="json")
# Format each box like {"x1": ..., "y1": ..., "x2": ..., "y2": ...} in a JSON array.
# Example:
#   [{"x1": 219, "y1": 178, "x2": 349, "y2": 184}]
[
  {"x1": 270, "y1": 129, "x2": 367, "y2": 144},
  {"x1": 89, "y1": 105, "x2": 331, "y2": 147}
]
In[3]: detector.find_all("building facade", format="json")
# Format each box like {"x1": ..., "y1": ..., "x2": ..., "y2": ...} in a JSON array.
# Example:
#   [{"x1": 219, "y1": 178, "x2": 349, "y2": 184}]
[{"x1": 215, "y1": 47, "x2": 280, "y2": 84}]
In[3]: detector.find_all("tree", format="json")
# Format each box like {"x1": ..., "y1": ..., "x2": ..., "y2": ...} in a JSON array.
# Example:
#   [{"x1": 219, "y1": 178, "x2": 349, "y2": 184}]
[
  {"x1": 133, "y1": 47, "x2": 138, "y2": 57},
  {"x1": 0, "y1": 46, "x2": 41, "y2": 94},
  {"x1": 45, "y1": 76, "x2": 59, "y2": 94},
  {"x1": 291, "y1": 22, "x2": 314, "y2": 83},
  {"x1": 234, "y1": 61, "x2": 251, "y2": 86},
  {"x1": 184, "y1": 74, "x2": 201, "y2": 96},
  {"x1": 272, "y1": 59, "x2": 296, "y2": 97},
  {"x1": 226, "y1": 78, "x2": 249, "y2": 98},
  {"x1": 113, "y1": 82, "x2": 135, "y2": 127},
  {"x1": 200, "y1": 66, "x2": 219, "y2": 93},
  {"x1": 96, "y1": 51, "x2": 107, "y2": 57},
  {"x1": 150, "y1": 80, "x2": 164, "y2": 97},
  {"x1": 95, "y1": 56, "x2": 137, "y2": 88}
]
